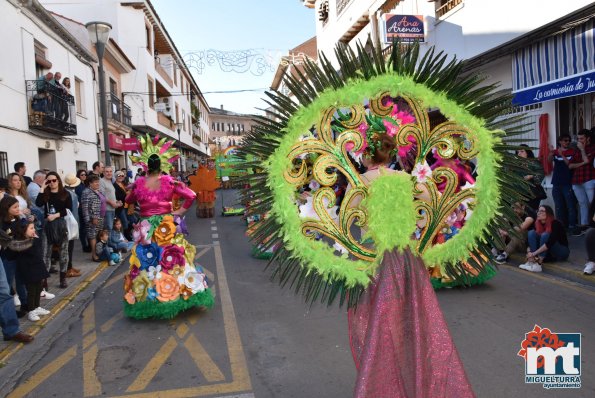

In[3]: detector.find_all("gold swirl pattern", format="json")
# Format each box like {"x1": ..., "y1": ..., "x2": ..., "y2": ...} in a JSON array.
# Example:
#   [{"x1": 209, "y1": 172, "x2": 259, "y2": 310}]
[{"x1": 285, "y1": 93, "x2": 479, "y2": 262}]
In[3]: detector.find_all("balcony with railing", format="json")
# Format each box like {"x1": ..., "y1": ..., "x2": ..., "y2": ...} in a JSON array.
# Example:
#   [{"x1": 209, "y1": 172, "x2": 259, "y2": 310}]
[
  {"x1": 26, "y1": 80, "x2": 77, "y2": 136},
  {"x1": 436, "y1": 0, "x2": 463, "y2": 18},
  {"x1": 101, "y1": 93, "x2": 132, "y2": 127}
]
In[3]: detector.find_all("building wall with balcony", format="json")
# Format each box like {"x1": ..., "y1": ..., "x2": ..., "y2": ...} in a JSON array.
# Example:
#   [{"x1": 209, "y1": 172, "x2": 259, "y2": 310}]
[
  {"x1": 311, "y1": 0, "x2": 594, "y2": 66},
  {"x1": 0, "y1": 0, "x2": 98, "y2": 177}
]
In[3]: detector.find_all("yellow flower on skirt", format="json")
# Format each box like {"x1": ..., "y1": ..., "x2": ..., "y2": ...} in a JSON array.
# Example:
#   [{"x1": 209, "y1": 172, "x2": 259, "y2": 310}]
[{"x1": 132, "y1": 271, "x2": 151, "y2": 302}]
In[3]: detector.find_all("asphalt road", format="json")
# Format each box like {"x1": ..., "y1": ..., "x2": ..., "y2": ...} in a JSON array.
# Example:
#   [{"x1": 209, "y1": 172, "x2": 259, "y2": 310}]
[{"x1": 3, "y1": 193, "x2": 595, "y2": 398}]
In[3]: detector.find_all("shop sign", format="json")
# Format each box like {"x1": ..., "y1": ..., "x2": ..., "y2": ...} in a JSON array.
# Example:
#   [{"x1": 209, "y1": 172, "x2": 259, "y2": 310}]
[
  {"x1": 384, "y1": 14, "x2": 424, "y2": 43},
  {"x1": 108, "y1": 134, "x2": 124, "y2": 150},
  {"x1": 122, "y1": 137, "x2": 139, "y2": 151},
  {"x1": 513, "y1": 71, "x2": 595, "y2": 106},
  {"x1": 108, "y1": 134, "x2": 139, "y2": 151}
]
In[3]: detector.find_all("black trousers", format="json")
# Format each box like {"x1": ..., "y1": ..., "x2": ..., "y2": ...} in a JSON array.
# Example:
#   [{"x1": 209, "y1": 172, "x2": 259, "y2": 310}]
[{"x1": 26, "y1": 282, "x2": 43, "y2": 311}]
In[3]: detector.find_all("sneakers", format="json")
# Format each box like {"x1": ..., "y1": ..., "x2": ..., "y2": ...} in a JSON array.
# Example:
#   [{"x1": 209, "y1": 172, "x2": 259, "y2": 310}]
[
  {"x1": 40, "y1": 289, "x2": 55, "y2": 300},
  {"x1": 584, "y1": 262, "x2": 595, "y2": 275},
  {"x1": 28, "y1": 312, "x2": 40, "y2": 322},
  {"x1": 519, "y1": 261, "x2": 542, "y2": 273},
  {"x1": 32, "y1": 307, "x2": 50, "y2": 316},
  {"x1": 570, "y1": 227, "x2": 585, "y2": 237},
  {"x1": 108, "y1": 260, "x2": 116, "y2": 266},
  {"x1": 494, "y1": 252, "x2": 508, "y2": 264},
  {"x1": 13, "y1": 294, "x2": 20, "y2": 307}
]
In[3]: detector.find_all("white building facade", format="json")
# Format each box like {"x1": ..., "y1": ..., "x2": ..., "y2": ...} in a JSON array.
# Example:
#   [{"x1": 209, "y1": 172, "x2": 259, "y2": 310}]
[
  {"x1": 304, "y1": 0, "x2": 595, "y2": 166},
  {"x1": 0, "y1": 0, "x2": 99, "y2": 177},
  {"x1": 40, "y1": 0, "x2": 211, "y2": 171}
]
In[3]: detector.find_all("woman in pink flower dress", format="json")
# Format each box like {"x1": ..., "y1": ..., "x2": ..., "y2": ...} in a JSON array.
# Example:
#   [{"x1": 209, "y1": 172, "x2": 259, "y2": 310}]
[{"x1": 123, "y1": 140, "x2": 213, "y2": 319}]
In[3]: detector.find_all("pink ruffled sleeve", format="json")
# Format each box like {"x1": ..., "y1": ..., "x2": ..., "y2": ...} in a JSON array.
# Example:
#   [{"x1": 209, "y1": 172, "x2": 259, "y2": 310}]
[
  {"x1": 125, "y1": 180, "x2": 139, "y2": 204},
  {"x1": 173, "y1": 180, "x2": 196, "y2": 209}
]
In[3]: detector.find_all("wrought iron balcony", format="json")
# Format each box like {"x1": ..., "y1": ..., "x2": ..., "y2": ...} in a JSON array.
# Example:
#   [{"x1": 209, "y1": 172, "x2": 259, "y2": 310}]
[
  {"x1": 102, "y1": 93, "x2": 132, "y2": 127},
  {"x1": 26, "y1": 80, "x2": 77, "y2": 136},
  {"x1": 122, "y1": 103, "x2": 132, "y2": 126}
]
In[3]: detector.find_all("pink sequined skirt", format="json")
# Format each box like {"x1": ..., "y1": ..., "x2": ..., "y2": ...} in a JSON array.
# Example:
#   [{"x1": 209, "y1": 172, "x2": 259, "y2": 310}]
[{"x1": 348, "y1": 248, "x2": 475, "y2": 398}]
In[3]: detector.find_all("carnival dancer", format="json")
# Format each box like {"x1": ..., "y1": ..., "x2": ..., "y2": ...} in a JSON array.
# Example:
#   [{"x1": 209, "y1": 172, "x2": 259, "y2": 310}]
[
  {"x1": 123, "y1": 135, "x2": 213, "y2": 319},
  {"x1": 239, "y1": 41, "x2": 529, "y2": 397}
]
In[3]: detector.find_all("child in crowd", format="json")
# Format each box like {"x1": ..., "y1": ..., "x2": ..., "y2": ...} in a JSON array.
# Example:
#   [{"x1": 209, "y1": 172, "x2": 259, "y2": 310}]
[
  {"x1": 95, "y1": 229, "x2": 121, "y2": 266},
  {"x1": 109, "y1": 219, "x2": 134, "y2": 253},
  {"x1": 11, "y1": 220, "x2": 51, "y2": 322}
]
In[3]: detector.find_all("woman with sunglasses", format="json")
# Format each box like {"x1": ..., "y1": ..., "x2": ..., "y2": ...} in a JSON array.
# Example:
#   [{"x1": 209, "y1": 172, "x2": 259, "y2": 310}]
[{"x1": 35, "y1": 172, "x2": 72, "y2": 288}]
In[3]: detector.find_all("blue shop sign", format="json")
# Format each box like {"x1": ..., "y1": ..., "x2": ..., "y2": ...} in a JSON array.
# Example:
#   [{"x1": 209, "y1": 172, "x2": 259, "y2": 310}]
[{"x1": 513, "y1": 71, "x2": 595, "y2": 106}]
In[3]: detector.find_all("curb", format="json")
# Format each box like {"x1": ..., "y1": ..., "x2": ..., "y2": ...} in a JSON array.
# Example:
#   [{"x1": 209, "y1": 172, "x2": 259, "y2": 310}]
[{"x1": 507, "y1": 253, "x2": 595, "y2": 288}]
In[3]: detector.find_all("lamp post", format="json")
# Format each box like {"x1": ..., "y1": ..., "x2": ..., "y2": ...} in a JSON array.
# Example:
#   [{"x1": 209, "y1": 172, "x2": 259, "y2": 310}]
[
  {"x1": 86, "y1": 21, "x2": 113, "y2": 166},
  {"x1": 175, "y1": 121, "x2": 184, "y2": 174}
]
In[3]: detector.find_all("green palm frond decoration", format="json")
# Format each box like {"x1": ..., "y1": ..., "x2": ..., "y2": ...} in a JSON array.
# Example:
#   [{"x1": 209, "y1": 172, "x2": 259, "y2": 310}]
[{"x1": 238, "y1": 40, "x2": 532, "y2": 308}]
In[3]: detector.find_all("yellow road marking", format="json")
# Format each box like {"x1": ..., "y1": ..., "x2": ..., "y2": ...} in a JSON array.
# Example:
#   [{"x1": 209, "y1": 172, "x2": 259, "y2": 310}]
[
  {"x1": 100, "y1": 311, "x2": 124, "y2": 333},
  {"x1": 195, "y1": 246, "x2": 211, "y2": 260},
  {"x1": 82, "y1": 302, "x2": 102, "y2": 397},
  {"x1": 213, "y1": 244, "x2": 252, "y2": 389},
  {"x1": 176, "y1": 323, "x2": 190, "y2": 339},
  {"x1": 112, "y1": 380, "x2": 250, "y2": 398},
  {"x1": 7, "y1": 346, "x2": 78, "y2": 398},
  {"x1": 126, "y1": 336, "x2": 178, "y2": 392},
  {"x1": 113, "y1": 240, "x2": 252, "y2": 397},
  {"x1": 82, "y1": 331, "x2": 96, "y2": 350},
  {"x1": 82, "y1": 296, "x2": 95, "y2": 337},
  {"x1": 184, "y1": 334, "x2": 226, "y2": 382},
  {"x1": 104, "y1": 272, "x2": 123, "y2": 289},
  {"x1": 0, "y1": 262, "x2": 109, "y2": 363},
  {"x1": 83, "y1": 344, "x2": 101, "y2": 397}
]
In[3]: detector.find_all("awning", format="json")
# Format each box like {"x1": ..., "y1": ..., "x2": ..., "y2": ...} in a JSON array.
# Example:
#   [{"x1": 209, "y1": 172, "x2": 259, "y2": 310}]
[{"x1": 512, "y1": 17, "x2": 595, "y2": 106}]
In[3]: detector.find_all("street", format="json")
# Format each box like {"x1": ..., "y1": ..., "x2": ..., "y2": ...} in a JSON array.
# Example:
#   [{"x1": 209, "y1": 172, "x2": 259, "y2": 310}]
[{"x1": 2, "y1": 193, "x2": 595, "y2": 398}]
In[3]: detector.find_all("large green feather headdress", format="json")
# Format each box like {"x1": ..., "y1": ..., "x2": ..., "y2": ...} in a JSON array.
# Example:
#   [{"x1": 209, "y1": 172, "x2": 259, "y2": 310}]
[{"x1": 238, "y1": 41, "x2": 532, "y2": 308}]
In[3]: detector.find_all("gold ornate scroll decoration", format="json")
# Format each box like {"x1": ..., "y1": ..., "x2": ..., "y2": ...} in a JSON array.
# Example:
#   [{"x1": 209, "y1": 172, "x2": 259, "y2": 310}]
[{"x1": 283, "y1": 92, "x2": 480, "y2": 262}]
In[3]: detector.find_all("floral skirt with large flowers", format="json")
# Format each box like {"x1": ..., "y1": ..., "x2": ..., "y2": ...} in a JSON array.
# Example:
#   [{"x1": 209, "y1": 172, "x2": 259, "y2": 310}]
[{"x1": 123, "y1": 214, "x2": 214, "y2": 319}]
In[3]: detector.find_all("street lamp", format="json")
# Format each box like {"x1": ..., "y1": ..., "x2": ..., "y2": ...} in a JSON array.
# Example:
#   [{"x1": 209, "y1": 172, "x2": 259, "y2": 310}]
[
  {"x1": 175, "y1": 121, "x2": 184, "y2": 173},
  {"x1": 86, "y1": 21, "x2": 113, "y2": 166}
]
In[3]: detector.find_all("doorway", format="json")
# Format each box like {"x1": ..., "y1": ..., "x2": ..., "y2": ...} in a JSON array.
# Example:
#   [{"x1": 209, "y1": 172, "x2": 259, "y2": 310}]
[{"x1": 38, "y1": 148, "x2": 56, "y2": 172}]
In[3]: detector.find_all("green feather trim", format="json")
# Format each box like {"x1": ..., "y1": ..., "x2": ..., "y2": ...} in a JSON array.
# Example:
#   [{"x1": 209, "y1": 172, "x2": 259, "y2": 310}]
[
  {"x1": 365, "y1": 172, "x2": 416, "y2": 255},
  {"x1": 123, "y1": 289, "x2": 214, "y2": 320},
  {"x1": 267, "y1": 74, "x2": 502, "y2": 287},
  {"x1": 431, "y1": 265, "x2": 497, "y2": 289}
]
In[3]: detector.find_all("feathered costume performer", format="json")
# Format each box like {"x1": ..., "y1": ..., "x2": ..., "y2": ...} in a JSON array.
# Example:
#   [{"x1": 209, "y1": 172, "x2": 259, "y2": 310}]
[
  {"x1": 123, "y1": 135, "x2": 214, "y2": 319},
  {"x1": 239, "y1": 41, "x2": 531, "y2": 397}
]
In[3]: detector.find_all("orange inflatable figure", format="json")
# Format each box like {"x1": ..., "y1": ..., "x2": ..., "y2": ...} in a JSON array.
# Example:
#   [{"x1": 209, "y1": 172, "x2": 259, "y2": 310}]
[{"x1": 188, "y1": 160, "x2": 220, "y2": 218}]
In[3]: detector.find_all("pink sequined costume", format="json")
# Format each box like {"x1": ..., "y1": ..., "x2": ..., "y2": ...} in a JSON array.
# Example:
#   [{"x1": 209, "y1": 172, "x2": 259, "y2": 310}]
[
  {"x1": 122, "y1": 175, "x2": 214, "y2": 319},
  {"x1": 348, "y1": 248, "x2": 475, "y2": 398},
  {"x1": 126, "y1": 175, "x2": 195, "y2": 217}
]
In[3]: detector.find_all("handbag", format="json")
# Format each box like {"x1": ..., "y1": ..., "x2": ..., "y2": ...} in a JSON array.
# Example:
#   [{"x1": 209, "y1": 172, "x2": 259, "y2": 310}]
[
  {"x1": 45, "y1": 217, "x2": 68, "y2": 244},
  {"x1": 65, "y1": 209, "x2": 79, "y2": 240}
]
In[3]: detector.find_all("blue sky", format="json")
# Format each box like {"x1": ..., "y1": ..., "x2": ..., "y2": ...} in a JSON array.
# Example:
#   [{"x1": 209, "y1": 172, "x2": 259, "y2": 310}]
[{"x1": 152, "y1": 0, "x2": 315, "y2": 115}]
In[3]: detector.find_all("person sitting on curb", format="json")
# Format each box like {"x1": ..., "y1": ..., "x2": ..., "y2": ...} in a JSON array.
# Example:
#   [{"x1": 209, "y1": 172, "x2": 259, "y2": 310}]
[
  {"x1": 520, "y1": 205, "x2": 570, "y2": 273},
  {"x1": 108, "y1": 219, "x2": 134, "y2": 253},
  {"x1": 583, "y1": 198, "x2": 595, "y2": 275},
  {"x1": 95, "y1": 229, "x2": 121, "y2": 266},
  {"x1": 494, "y1": 201, "x2": 536, "y2": 264}
]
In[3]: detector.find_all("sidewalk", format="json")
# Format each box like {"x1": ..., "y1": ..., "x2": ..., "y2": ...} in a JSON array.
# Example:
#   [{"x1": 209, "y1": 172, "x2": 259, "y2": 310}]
[
  {"x1": 505, "y1": 232, "x2": 594, "y2": 287},
  {"x1": 0, "y1": 240, "x2": 127, "y2": 364}
]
